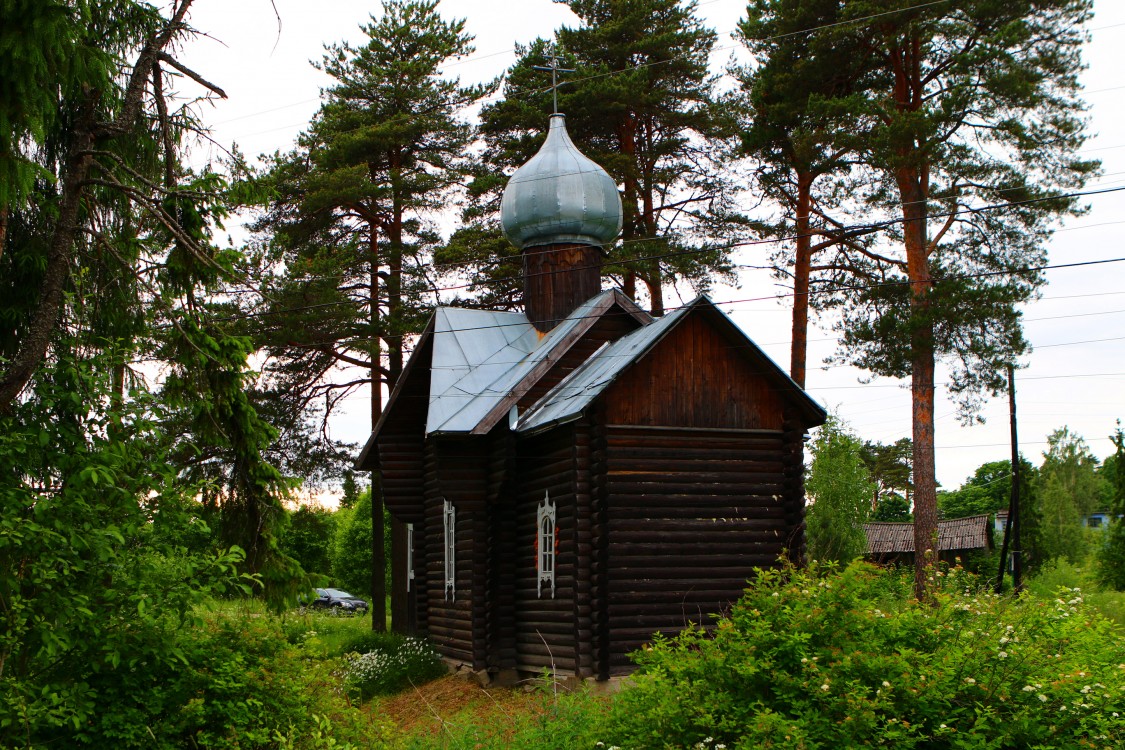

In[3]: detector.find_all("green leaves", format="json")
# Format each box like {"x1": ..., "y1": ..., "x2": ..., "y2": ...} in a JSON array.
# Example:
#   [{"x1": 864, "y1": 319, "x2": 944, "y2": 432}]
[
  {"x1": 0, "y1": 351, "x2": 249, "y2": 745},
  {"x1": 806, "y1": 417, "x2": 875, "y2": 564},
  {"x1": 604, "y1": 562, "x2": 1125, "y2": 749}
]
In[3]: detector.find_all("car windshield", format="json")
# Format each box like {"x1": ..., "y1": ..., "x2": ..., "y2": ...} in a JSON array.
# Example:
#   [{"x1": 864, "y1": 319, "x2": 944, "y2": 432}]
[{"x1": 323, "y1": 589, "x2": 355, "y2": 598}]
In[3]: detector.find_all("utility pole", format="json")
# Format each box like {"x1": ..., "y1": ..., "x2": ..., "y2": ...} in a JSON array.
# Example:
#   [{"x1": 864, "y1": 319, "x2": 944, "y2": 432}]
[{"x1": 996, "y1": 364, "x2": 1023, "y2": 594}]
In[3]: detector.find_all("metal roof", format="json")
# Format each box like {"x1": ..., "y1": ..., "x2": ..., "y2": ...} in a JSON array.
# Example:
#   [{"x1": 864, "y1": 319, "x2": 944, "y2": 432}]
[
  {"x1": 864, "y1": 514, "x2": 993, "y2": 555},
  {"x1": 425, "y1": 290, "x2": 625, "y2": 435},
  {"x1": 514, "y1": 301, "x2": 693, "y2": 434},
  {"x1": 514, "y1": 295, "x2": 827, "y2": 434}
]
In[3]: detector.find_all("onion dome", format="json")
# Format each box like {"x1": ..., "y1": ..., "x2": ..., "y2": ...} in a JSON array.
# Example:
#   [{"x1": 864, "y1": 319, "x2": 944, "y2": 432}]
[{"x1": 500, "y1": 114, "x2": 622, "y2": 250}]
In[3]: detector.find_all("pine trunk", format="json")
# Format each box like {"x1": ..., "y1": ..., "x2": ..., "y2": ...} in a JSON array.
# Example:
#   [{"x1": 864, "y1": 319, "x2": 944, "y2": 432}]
[
  {"x1": 369, "y1": 230, "x2": 387, "y2": 631},
  {"x1": 899, "y1": 171, "x2": 937, "y2": 601},
  {"x1": 790, "y1": 172, "x2": 813, "y2": 388}
]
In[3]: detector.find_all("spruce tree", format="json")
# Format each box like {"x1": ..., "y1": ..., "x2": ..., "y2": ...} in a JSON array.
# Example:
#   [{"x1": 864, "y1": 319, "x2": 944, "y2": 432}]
[{"x1": 0, "y1": 0, "x2": 230, "y2": 408}]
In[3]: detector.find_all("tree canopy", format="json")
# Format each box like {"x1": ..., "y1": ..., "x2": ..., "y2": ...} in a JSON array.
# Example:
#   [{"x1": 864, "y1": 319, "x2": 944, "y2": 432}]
[
  {"x1": 764, "y1": 0, "x2": 1098, "y2": 597},
  {"x1": 805, "y1": 417, "x2": 874, "y2": 564}
]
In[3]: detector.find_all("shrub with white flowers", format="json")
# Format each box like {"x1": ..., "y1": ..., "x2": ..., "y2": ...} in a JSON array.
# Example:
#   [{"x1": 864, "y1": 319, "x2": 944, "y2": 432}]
[{"x1": 336, "y1": 636, "x2": 445, "y2": 699}]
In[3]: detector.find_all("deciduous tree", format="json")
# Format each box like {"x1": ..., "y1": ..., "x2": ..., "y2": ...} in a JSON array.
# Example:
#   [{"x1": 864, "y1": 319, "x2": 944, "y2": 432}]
[{"x1": 805, "y1": 417, "x2": 874, "y2": 564}]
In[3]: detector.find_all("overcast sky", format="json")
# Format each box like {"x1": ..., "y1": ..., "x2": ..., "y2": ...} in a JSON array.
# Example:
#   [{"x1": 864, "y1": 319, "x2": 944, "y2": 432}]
[{"x1": 179, "y1": 0, "x2": 1125, "y2": 492}]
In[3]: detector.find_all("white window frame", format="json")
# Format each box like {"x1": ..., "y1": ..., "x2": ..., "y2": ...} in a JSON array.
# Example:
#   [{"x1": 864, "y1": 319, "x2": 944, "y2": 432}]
[
  {"x1": 443, "y1": 499, "x2": 456, "y2": 601},
  {"x1": 537, "y1": 491, "x2": 557, "y2": 598},
  {"x1": 406, "y1": 522, "x2": 414, "y2": 592}
]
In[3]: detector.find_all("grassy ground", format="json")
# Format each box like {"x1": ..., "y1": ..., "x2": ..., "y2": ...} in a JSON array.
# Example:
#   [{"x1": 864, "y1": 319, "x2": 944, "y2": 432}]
[
  {"x1": 1024, "y1": 556, "x2": 1125, "y2": 623},
  {"x1": 193, "y1": 565, "x2": 1125, "y2": 748}
]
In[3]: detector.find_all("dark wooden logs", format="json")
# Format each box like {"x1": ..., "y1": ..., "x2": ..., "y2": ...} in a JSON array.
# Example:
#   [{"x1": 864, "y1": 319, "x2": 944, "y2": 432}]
[{"x1": 522, "y1": 242, "x2": 601, "y2": 332}]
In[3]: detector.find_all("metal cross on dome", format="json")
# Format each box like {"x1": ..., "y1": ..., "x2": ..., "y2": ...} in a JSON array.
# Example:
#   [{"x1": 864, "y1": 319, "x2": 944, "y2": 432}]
[{"x1": 532, "y1": 52, "x2": 576, "y2": 115}]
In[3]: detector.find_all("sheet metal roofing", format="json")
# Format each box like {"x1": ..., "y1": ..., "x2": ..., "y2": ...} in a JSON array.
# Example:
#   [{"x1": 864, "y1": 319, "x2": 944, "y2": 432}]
[
  {"x1": 425, "y1": 290, "x2": 621, "y2": 435},
  {"x1": 864, "y1": 514, "x2": 993, "y2": 556},
  {"x1": 417, "y1": 291, "x2": 825, "y2": 438},
  {"x1": 513, "y1": 301, "x2": 693, "y2": 434}
]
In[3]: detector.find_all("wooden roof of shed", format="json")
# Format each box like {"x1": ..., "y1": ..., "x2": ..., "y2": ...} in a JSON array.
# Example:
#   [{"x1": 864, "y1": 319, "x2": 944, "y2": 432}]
[{"x1": 863, "y1": 514, "x2": 992, "y2": 555}]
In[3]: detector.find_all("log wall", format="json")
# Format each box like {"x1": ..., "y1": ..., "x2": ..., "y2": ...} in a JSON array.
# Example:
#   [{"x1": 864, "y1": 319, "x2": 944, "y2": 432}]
[
  {"x1": 511, "y1": 426, "x2": 579, "y2": 674},
  {"x1": 600, "y1": 425, "x2": 795, "y2": 674},
  {"x1": 419, "y1": 441, "x2": 476, "y2": 667}
]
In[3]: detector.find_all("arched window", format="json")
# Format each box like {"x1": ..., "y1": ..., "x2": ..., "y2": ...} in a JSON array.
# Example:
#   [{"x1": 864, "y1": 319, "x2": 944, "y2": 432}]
[
  {"x1": 537, "y1": 491, "x2": 556, "y2": 598},
  {"x1": 443, "y1": 499, "x2": 456, "y2": 601}
]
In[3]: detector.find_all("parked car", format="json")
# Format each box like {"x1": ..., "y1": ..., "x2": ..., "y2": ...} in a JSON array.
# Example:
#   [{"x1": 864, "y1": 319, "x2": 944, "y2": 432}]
[{"x1": 303, "y1": 588, "x2": 369, "y2": 615}]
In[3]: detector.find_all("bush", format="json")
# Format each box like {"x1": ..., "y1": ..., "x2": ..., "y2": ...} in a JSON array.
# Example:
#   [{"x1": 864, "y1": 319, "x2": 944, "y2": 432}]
[
  {"x1": 72, "y1": 612, "x2": 394, "y2": 749},
  {"x1": 337, "y1": 635, "x2": 446, "y2": 699},
  {"x1": 601, "y1": 561, "x2": 1125, "y2": 749}
]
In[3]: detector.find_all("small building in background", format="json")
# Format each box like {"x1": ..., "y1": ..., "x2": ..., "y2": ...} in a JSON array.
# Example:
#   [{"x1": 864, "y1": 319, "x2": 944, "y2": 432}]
[{"x1": 863, "y1": 514, "x2": 993, "y2": 567}]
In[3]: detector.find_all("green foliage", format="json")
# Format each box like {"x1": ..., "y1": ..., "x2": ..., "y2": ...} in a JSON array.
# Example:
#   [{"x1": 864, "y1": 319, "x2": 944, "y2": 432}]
[
  {"x1": 250, "y1": 0, "x2": 481, "y2": 400},
  {"x1": 161, "y1": 319, "x2": 305, "y2": 607},
  {"x1": 79, "y1": 613, "x2": 391, "y2": 749},
  {"x1": 1097, "y1": 424, "x2": 1125, "y2": 590},
  {"x1": 861, "y1": 438, "x2": 913, "y2": 517},
  {"x1": 0, "y1": 0, "x2": 153, "y2": 208},
  {"x1": 871, "y1": 493, "x2": 911, "y2": 522},
  {"x1": 939, "y1": 459, "x2": 1016, "y2": 520},
  {"x1": 337, "y1": 635, "x2": 445, "y2": 700},
  {"x1": 817, "y1": 0, "x2": 1097, "y2": 412},
  {"x1": 804, "y1": 417, "x2": 874, "y2": 563},
  {"x1": 331, "y1": 490, "x2": 392, "y2": 597},
  {"x1": 0, "y1": 353, "x2": 253, "y2": 746},
  {"x1": 1033, "y1": 427, "x2": 1110, "y2": 565},
  {"x1": 1028, "y1": 556, "x2": 1125, "y2": 626},
  {"x1": 282, "y1": 504, "x2": 338, "y2": 579},
  {"x1": 600, "y1": 562, "x2": 1125, "y2": 749}
]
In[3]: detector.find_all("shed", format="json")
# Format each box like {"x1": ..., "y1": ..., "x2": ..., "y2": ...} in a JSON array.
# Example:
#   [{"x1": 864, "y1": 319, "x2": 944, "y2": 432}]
[{"x1": 864, "y1": 514, "x2": 993, "y2": 566}]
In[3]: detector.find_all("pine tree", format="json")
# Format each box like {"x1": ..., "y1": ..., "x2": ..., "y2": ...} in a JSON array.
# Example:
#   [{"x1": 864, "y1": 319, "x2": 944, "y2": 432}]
[
  {"x1": 800, "y1": 0, "x2": 1097, "y2": 598},
  {"x1": 734, "y1": 0, "x2": 879, "y2": 387},
  {"x1": 249, "y1": 0, "x2": 483, "y2": 628}
]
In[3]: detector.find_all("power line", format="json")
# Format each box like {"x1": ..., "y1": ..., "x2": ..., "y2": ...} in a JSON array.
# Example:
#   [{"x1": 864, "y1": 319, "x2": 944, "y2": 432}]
[
  {"x1": 227, "y1": 182, "x2": 1125, "y2": 314},
  {"x1": 196, "y1": 0, "x2": 961, "y2": 142}
]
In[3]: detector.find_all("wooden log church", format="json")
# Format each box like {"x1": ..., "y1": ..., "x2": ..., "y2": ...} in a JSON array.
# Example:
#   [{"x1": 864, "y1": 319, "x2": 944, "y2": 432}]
[{"x1": 356, "y1": 113, "x2": 827, "y2": 681}]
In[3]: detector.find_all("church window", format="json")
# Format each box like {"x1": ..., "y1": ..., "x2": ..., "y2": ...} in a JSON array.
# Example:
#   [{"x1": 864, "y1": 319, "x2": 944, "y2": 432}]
[
  {"x1": 406, "y1": 523, "x2": 415, "y2": 592},
  {"x1": 537, "y1": 491, "x2": 557, "y2": 598},
  {"x1": 443, "y1": 500, "x2": 456, "y2": 601}
]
